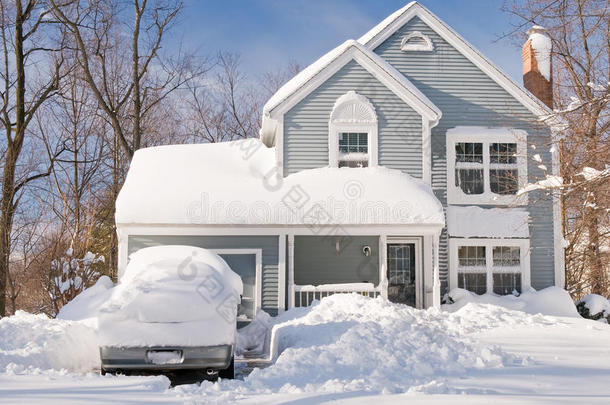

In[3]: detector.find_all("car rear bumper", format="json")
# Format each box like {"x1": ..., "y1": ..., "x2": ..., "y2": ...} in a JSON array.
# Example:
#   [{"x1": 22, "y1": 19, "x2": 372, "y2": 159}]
[{"x1": 100, "y1": 345, "x2": 233, "y2": 371}]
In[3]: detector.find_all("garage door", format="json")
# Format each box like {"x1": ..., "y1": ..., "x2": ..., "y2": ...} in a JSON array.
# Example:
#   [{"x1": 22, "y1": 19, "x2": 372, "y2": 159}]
[{"x1": 218, "y1": 253, "x2": 259, "y2": 322}]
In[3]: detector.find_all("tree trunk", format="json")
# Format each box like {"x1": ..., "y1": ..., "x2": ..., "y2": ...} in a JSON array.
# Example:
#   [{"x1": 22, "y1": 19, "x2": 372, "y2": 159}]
[{"x1": 0, "y1": 2, "x2": 26, "y2": 317}]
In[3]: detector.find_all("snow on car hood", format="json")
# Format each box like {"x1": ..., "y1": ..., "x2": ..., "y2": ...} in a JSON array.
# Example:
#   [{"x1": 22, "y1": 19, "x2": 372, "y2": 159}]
[{"x1": 98, "y1": 246, "x2": 243, "y2": 347}]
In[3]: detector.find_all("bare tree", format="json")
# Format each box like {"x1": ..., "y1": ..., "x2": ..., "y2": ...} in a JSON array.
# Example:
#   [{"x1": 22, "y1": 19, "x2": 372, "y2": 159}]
[
  {"x1": 0, "y1": 0, "x2": 69, "y2": 316},
  {"x1": 506, "y1": 0, "x2": 610, "y2": 297},
  {"x1": 50, "y1": 0, "x2": 205, "y2": 157}
]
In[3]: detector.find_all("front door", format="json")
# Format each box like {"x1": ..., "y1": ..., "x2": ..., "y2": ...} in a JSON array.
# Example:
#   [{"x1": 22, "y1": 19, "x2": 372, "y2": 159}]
[{"x1": 387, "y1": 242, "x2": 418, "y2": 307}]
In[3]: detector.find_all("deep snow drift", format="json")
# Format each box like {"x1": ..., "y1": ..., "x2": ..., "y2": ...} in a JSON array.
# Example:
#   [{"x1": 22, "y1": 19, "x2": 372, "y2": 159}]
[
  {"x1": 443, "y1": 286, "x2": 579, "y2": 318},
  {"x1": 0, "y1": 311, "x2": 99, "y2": 373},
  {"x1": 3, "y1": 286, "x2": 608, "y2": 404}
]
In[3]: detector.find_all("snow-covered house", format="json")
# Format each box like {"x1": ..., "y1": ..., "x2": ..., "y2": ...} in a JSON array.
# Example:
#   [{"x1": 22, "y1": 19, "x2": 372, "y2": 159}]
[{"x1": 115, "y1": 2, "x2": 563, "y2": 319}]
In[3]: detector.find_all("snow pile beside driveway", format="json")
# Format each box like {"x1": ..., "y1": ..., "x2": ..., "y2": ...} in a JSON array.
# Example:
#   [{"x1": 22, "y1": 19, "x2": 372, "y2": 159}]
[
  {"x1": 444, "y1": 286, "x2": 579, "y2": 317},
  {"x1": 0, "y1": 311, "x2": 99, "y2": 373},
  {"x1": 57, "y1": 275, "x2": 114, "y2": 327},
  {"x1": 178, "y1": 294, "x2": 526, "y2": 400}
]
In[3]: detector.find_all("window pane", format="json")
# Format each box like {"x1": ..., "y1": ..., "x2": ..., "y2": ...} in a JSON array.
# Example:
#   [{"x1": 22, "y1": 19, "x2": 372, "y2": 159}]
[
  {"x1": 458, "y1": 245, "x2": 486, "y2": 267},
  {"x1": 490, "y1": 169, "x2": 518, "y2": 194},
  {"x1": 493, "y1": 246, "x2": 521, "y2": 267},
  {"x1": 455, "y1": 169, "x2": 484, "y2": 194},
  {"x1": 458, "y1": 272, "x2": 487, "y2": 295},
  {"x1": 493, "y1": 273, "x2": 521, "y2": 295},
  {"x1": 456, "y1": 142, "x2": 483, "y2": 163},
  {"x1": 490, "y1": 143, "x2": 517, "y2": 164},
  {"x1": 338, "y1": 132, "x2": 368, "y2": 154}
]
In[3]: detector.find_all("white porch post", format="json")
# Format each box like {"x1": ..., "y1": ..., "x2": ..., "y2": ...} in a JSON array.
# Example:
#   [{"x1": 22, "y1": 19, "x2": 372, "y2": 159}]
[
  {"x1": 116, "y1": 228, "x2": 128, "y2": 281},
  {"x1": 288, "y1": 234, "x2": 295, "y2": 309},
  {"x1": 379, "y1": 234, "x2": 387, "y2": 299},
  {"x1": 433, "y1": 232, "x2": 441, "y2": 309},
  {"x1": 278, "y1": 234, "x2": 286, "y2": 313}
]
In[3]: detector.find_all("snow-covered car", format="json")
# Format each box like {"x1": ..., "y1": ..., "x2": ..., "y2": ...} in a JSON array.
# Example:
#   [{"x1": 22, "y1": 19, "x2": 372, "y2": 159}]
[{"x1": 98, "y1": 246, "x2": 243, "y2": 381}]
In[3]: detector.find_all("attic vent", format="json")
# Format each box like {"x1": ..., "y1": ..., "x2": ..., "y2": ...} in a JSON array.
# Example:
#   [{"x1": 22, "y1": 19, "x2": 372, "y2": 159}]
[{"x1": 401, "y1": 31, "x2": 434, "y2": 52}]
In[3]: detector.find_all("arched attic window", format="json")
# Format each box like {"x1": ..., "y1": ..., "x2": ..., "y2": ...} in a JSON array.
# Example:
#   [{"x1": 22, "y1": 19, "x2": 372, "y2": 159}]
[
  {"x1": 401, "y1": 31, "x2": 434, "y2": 52},
  {"x1": 328, "y1": 91, "x2": 378, "y2": 168}
]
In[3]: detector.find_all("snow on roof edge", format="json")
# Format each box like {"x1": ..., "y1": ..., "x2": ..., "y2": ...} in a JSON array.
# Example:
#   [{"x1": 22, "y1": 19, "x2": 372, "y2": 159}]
[
  {"x1": 357, "y1": 2, "x2": 417, "y2": 45},
  {"x1": 262, "y1": 39, "x2": 440, "y2": 119}
]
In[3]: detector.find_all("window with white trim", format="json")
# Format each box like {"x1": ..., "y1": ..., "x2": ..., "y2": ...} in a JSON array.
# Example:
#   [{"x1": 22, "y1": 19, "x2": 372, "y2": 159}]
[
  {"x1": 450, "y1": 239, "x2": 530, "y2": 296},
  {"x1": 329, "y1": 91, "x2": 378, "y2": 168},
  {"x1": 338, "y1": 132, "x2": 369, "y2": 167},
  {"x1": 447, "y1": 127, "x2": 528, "y2": 205},
  {"x1": 457, "y1": 246, "x2": 487, "y2": 295}
]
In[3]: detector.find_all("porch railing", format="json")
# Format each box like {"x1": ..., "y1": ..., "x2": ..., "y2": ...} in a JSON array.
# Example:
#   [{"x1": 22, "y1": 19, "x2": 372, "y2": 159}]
[{"x1": 292, "y1": 283, "x2": 381, "y2": 308}]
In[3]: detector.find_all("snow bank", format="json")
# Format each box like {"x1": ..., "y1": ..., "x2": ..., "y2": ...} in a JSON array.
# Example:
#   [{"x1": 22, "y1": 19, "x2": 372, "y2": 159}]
[
  {"x1": 57, "y1": 275, "x2": 114, "y2": 326},
  {"x1": 116, "y1": 139, "x2": 444, "y2": 226},
  {"x1": 444, "y1": 287, "x2": 579, "y2": 318},
  {"x1": 178, "y1": 294, "x2": 528, "y2": 399},
  {"x1": 99, "y1": 246, "x2": 243, "y2": 347},
  {"x1": 0, "y1": 311, "x2": 99, "y2": 373},
  {"x1": 447, "y1": 206, "x2": 529, "y2": 238},
  {"x1": 236, "y1": 310, "x2": 273, "y2": 355}
]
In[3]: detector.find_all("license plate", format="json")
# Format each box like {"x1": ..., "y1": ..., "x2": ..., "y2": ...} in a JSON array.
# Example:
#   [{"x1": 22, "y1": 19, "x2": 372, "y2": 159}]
[{"x1": 146, "y1": 350, "x2": 183, "y2": 365}]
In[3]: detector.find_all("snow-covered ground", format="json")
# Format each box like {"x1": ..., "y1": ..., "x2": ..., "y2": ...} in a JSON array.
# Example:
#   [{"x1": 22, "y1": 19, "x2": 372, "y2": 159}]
[{"x1": 1, "y1": 290, "x2": 610, "y2": 404}]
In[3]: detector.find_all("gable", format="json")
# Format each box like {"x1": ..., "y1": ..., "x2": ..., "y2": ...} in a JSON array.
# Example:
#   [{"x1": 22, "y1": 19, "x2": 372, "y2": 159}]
[
  {"x1": 283, "y1": 60, "x2": 424, "y2": 177},
  {"x1": 373, "y1": 16, "x2": 534, "y2": 118},
  {"x1": 358, "y1": 3, "x2": 553, "y2": 120},
  {"x1": 260, "y1": 40, "x2": 440, "y2": 147}
]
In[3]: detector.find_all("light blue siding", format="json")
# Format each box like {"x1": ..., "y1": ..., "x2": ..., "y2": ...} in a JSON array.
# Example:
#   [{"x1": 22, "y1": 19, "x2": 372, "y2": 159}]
[
  {"x1": 127, "y1": 235, "x2": 280, "y2": 315},
  {"x1": 294, "y1": 235, "x2": 380, "y2": 285},
  {"x1": 373, "y1": 16, "x2": 556, "y2": 290},
  {"x1": 284, "y1": 60, "x2": 423, "y2": 177}
]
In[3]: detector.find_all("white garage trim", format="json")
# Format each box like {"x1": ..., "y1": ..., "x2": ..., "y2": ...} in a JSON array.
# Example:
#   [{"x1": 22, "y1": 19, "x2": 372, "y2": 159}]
[{"x1": 212, "y1": 248, "x2": 263, "y2": 318}]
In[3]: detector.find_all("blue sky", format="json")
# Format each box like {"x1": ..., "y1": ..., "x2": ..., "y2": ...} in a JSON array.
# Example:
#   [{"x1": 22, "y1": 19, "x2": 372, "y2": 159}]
[{"x1": 178, "y1": 0, "x2": 525, "y2": 84}]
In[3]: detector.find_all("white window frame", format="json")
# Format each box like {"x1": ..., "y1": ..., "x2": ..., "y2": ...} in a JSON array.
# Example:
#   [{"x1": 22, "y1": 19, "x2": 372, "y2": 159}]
[
  {"x1": 447, "y1": 129, "x2": 528, "y2": 205},
  {"x1": 212, "y1": 248, "x2": 262, "y2": 321},
  {"x1": 401, "y1": 31, "x2": 434, "y2": 52},
  {"x1": 329, "y1": 91, "x2": 378, "y2": 168},
  {"x1": 449, "y1": 238, "x2": 530, "y2": 295}
]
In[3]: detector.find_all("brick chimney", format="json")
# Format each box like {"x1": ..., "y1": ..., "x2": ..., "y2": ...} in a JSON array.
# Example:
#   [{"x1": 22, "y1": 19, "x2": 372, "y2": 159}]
[{"x1": 522, "y1": 26, "x2": 553, "y2": 108}]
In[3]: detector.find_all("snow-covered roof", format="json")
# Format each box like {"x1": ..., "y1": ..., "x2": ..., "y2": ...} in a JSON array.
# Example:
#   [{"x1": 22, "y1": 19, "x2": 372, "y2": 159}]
[
  {"x1": 260, "y1": 39, "x2": 441, "y2": 146},
  {"x1": 115, "y1": 139, "x2": 444, "y2": 227},
  {"x1": 357, "y1": 2, "x2": 418, "y2": 46}
]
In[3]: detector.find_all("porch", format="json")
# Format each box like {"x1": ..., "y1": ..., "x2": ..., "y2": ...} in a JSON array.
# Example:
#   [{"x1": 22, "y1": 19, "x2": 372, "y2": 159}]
[{"x1": 282, "y1": 229, "x2": 443, "y2": 310}]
